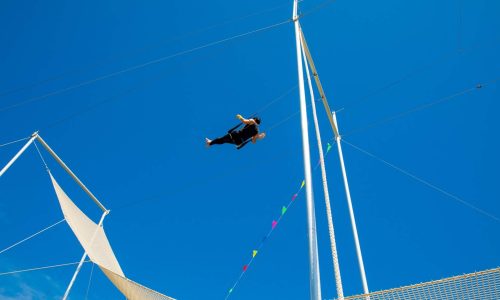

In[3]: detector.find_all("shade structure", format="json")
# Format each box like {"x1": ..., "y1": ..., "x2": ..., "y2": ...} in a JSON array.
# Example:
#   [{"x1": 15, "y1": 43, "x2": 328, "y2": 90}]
[
  {"x1": 50, "y1": 173, "x2": 175, "y2": 300},
  {"x1": 100, "y1": 265, "x2": 175, "y2": 300}
]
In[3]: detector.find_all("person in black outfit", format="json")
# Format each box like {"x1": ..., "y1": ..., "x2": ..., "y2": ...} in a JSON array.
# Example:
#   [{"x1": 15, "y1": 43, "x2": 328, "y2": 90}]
[{"x1": 206, "y1": 114, "x2": 266, "y2": 148}]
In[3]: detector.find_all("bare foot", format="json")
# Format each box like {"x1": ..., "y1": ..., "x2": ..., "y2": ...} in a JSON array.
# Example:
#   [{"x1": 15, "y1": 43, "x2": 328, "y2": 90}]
[{"x1": 205, "y1": 138, "x2": 212, "y2": 147}]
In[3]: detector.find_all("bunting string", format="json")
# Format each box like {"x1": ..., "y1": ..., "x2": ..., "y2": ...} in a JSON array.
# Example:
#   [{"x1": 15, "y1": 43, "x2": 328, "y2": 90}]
[{"x1": 225, "y1": 141, "x2": 334, "y2": 299}]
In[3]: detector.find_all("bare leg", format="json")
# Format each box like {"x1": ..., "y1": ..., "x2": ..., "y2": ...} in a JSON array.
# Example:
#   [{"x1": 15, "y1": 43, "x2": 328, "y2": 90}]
[{"x1": 207, "y1": 134, "x2": 234, "y2": 146}]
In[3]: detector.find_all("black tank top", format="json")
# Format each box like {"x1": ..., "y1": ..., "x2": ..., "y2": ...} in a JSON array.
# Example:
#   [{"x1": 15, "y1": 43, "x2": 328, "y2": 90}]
[{"x1": 237, "y1": 124, "x2": 258, "y2": 141}]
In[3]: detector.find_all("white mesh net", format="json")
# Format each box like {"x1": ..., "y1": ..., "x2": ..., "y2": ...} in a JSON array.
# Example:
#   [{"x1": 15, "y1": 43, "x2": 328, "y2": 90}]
[{"x1": 343, "y1": 267, "x2": 500, "y2": 300}]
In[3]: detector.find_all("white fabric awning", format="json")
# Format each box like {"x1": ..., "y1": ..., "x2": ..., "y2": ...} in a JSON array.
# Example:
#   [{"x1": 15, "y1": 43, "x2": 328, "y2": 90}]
[{"x1": 50, "y1": 174, "x2": 175, "y2": 300}]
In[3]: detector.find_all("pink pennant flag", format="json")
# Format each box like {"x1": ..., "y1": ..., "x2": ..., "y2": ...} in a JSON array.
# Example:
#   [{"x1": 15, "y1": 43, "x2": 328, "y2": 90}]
[
  {"x1": 291, "y1": 193, "x2": 298, "y2": 201},
  {"x1": 243, "y1": 265, "x2": 248, "y2": 272},
  {"x1": 272, "y1": 220, "x2": 278, "y2": 229}
]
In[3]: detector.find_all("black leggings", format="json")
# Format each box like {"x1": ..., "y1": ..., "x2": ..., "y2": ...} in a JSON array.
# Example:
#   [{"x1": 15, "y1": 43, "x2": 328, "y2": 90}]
[{"x1": 210, "y1": 133, "x2": 236, "y2": 145}]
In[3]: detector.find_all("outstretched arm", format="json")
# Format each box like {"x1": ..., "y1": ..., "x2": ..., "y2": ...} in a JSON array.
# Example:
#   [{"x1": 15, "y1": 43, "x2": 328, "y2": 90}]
[
  {"x1": 252, "y1": 132, "x2": 266, "y2": 144},
  {"x1": 236, "y1": 114, "x2": 257, "y2": 125}
]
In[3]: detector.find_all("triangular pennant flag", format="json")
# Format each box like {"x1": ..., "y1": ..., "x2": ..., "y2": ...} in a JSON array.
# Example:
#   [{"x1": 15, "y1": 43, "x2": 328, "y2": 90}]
[
  {"x1": 272, "y1": 220, "x2": 278, "y2": 229},
  {"x1": 281, "y1": 206, "x2": 287, "y2": 215},
  {"x1": 252, "y1": 250, "x2": 258, "y2": 258},
  {"x1": 229, "y1": 288, "x2": 233, "y2": 294},
  {"x1": 243, "y1": 265, "x2": 248, "y2": 272},
  {"x1": 300, "y1": 180, "x2": 305, "y2": 189},
  {"x1": 327, "y1": 143, "x2": 332, "y2": 153},
  {"x1": 291, "y1": 193, "x2": 298, "y2": 201}
]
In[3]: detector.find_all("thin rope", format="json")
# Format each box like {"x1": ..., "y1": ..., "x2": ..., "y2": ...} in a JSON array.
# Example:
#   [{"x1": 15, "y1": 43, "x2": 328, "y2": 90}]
[
  {"x1": 89, "y1": 86, "x2": 305, "y2": 216},
  {"x1": 33, "y1": 140, "x2": 49, "y2": 171},
  {"x1": 43, "y1": 72, "x2": 296, "y2": 133},
  {"x1": 0, "y1": 219, "x2": 66, "y2": 255},
  {"x1": 299, "y1": 0, "x2": 337, "y2": 18},
  {"x1": 343, "y1": 77, "x2": 499, "y2": 137},
  {"x1": 0, "y1": 0, "x2": 337, "y2": 115},
  {"x1": 335, "y1": 52, "x2": 460, "y2": 114},
  {"x1": 0, "y1": 19, "x2": 291, "y2": 114},
  {"x1": 342, "y1": 139, "x2": 500, "y2": 223},
  {"x1": 115, "y1": 144, "x2": 286, "y2": 211},
  {"x1": 0, "y1": 136, "x2": 30, "y2": 148},
  {"x1": 336, "y1": 37, "x2": 500, "y2": 114},
  {"x1": 41, "y1": 49, "x2": 220, "y2": 131},
  {"x1": 0, "y1": 260, "x2": 90, "y2": 276},
  {"x1": 302, "y1": 34, "x2": 344, "y2": 299},
  {"x1": 225, "y1": 182, "x2": 306, "y2": 300},
  {"x1": 0, "y1": 1, "x2": 292, "y2": 100},
  {"x1": 84, "y1": 262, "x2": 95, "y2": 300},
  {"x1": 46, "y1": 83, "x2": 308, "y2": 213},
  {"x1": 107, "y1": 83, "x2": 305, "y2": 212},
  {"x1": 266, "y1": 109, "x2": 302, "y2": 131},
  {"x1": 265, "y1": 101, "x2": 322, "y2": 132},
  {"x1": 254, "y1": 85, "x2": 298, "y2": 115},
  {"x1": 224, "y1": 143, "x2": 336, "y2": 299}
]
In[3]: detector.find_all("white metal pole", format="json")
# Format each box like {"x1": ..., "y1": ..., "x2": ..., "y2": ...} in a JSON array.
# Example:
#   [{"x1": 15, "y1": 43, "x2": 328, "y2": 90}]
[
  {"x1": 293, "y1": 2, "x2": 322, "y2": 299},
  {"x1": 0, "y1": 132, "x2": 38, "y2": 178},
  {"x1": 62, "y1": 210, "x2": 108, "y2": 300},
  {"x1": 299, "y1": 25, "x2": 370, "y2": 297},
  {"x1": 62, "y1": 251, "x2": 89, "y2": 300},
  {"x1": 35, "y1": 135, "x2": 107, "y2": 212},
  {"x1": 301, "y1": 34, "x2": 344, "y2": 300},
  {"x1": 333, "y1": 113, "x2": 370, "y2": 297},
  {"x1": 299, "y1": 30, "x2": 339, "y2": 138}
]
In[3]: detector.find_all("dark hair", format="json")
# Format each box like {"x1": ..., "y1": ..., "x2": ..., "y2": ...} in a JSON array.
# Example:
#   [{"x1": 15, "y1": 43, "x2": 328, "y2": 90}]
[{"x1": 253, "y1": 117, "x2": 261, "y2": 125}]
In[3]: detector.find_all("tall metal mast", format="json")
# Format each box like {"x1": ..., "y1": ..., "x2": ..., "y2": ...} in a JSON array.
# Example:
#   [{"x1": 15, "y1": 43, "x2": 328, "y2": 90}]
[
  {"x1": 300, "y1": 25, "x2": 370, "y2": 297},
  {"x1": 300, "y1": 29, "x2": 344, "y2": 299},
  {"x1": 293, "y1": 1, "x2": 322, "y2": 299}
]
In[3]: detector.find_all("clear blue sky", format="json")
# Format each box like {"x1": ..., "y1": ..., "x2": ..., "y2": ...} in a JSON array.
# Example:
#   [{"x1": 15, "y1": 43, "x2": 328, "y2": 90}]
[{"x1": 0, "y1": 0, "x2": 499, "y2": 299}]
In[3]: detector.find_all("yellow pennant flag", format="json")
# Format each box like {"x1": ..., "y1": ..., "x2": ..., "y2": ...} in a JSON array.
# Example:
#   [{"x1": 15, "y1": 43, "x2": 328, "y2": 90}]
[
  {"x1": 300, "y1": 180, "x2": 305, "y2": 189},
  {"x1": 252, "y1": 250, "x2": 258, "y2": 258}
]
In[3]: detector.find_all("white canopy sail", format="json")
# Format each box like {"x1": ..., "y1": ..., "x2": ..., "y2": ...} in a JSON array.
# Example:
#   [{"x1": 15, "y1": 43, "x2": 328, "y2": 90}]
[{"x1": 50, "y1": 174, "x2": 175, "y2": 300}]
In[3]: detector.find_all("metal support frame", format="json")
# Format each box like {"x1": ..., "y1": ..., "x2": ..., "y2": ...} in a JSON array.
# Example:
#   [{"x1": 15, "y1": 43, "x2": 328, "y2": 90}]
[
  {"x1": 0, "y1": 132, "x2": 38, "y2": 177},
  {"x1": 301, "y1": 30, "x2": 344, "y2": 300},
  {"x1": 300, "y1": 24, "x2": 370, "y2": 297},
  {"x1": 1, "y1": 132, "x2": 106, "y2": 212},
  {"x1": 36, "y1": 134, "x2": 107, "y2": 212},
  {"x1": 299, "y1": 28, "x2": 339, "y2": 138},
  {"x1": 2, "y1": 131, "x2": 111, "y2": 297},
  {"x1": 62, "y1": 210, "x2": 109, "y2": 300},
  {"x1": 333, "y1": 113, "x2": 370, "y2": 297},
  {"x1": 293, "y1": 1, "x2": 322, "y2": 299}
]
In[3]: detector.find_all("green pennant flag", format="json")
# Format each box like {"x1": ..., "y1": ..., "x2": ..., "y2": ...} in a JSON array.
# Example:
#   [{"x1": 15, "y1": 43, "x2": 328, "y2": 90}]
[
  {"x1": 281, "y1": 206, "x2": 287, "y2": 215},
  {"x1": 326, "y1": 143, "x2": 332, "y2": 153},
  {"x1": 253, "y1": 250, "x2": 258, "y2": 258}
]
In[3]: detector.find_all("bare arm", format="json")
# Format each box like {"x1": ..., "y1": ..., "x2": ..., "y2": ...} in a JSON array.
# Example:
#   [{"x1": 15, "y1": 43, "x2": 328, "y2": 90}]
[
  {"x1": 236, "y1": 114, "x2": 257, "y2": 125},
  {"x1": 252, "y1": 132, "x2": 266, "y2": 144}
]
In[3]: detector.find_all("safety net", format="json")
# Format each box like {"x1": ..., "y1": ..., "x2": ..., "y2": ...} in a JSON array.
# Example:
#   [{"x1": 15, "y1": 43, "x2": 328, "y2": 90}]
[{"x1": 343, "y1": 267, "x2": 500, "y2": 300}]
